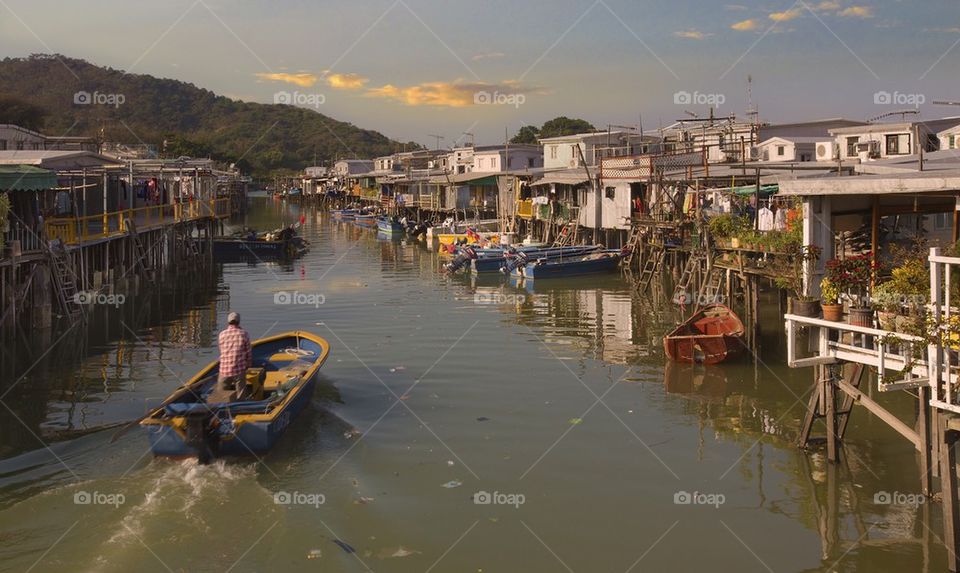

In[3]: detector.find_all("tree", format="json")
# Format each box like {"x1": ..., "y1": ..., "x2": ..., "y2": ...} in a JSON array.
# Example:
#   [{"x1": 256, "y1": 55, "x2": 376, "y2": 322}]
[
  {"x1": 538, "y1": 117, "x2": 595, "y2": 139},
  {"x1": 0, "y1": 95, "x2": 47, "y2": 130},
  {"x1": 510, "y1": 125, "x2": 540, "y2": 145}
]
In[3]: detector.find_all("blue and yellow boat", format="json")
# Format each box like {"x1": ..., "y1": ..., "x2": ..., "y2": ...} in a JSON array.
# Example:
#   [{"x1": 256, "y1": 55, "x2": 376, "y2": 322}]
[{"x1": 140, "y1": 331, "x2": 330, "y2": 462}]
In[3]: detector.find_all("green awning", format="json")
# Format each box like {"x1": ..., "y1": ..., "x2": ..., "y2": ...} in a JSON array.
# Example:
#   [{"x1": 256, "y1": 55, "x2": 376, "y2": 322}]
[
  {"x1": 465, "y1": 176, "x2": 498, "y2": 187},
  {"x1": 727, "y1": 184, "x2": 778, "y2": 197},
  {"x1": 0, "y1": 165, "x2": 57, "y2": 191}
]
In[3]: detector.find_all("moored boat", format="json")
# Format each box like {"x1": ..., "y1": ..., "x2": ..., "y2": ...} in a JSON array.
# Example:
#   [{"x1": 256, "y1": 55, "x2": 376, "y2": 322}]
[
  {"x1": 331, "y1": 209, "x2": 360, "y2": 220},
  {"x1": 353, "y1": 214, "x2": 378, "y2": 228},
  {"x1": 513, "y1": 249, "x2": 623, "y2": 279},
  {"x1": 470, "y1": 245, "x2": 603, "y2": 274},
  {"x1": 663, "y1": 304, "x2": 746, "y2": 365},
  {"x1": 376, "y1": 216, "x2": 406, "y2": 235},
  {"x1": 140, "y1": 331, "x2": 330, "y2": 462},
  {"x1": 212, "y1": 227, "x2": 308, "y2": 260}
]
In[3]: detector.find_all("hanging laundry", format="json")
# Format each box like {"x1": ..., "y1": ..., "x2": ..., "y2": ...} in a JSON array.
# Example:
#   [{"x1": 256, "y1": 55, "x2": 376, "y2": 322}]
[
  {"x1": 758, "y1": 206, "x2": 775, "y2": 231},
  {"x1": 773, "y1": 207, "x2": 788, "y2": 231}
]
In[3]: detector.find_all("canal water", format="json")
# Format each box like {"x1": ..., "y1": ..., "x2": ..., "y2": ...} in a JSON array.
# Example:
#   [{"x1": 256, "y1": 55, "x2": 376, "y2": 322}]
[{"x1": 0, "y1": 197, "x2": 944, "y2": 572}]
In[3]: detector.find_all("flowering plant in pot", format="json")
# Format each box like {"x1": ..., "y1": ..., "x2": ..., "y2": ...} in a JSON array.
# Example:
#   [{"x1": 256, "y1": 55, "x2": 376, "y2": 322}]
[
  {"x1": 825, "y1": 253, "x2": 876, "y2": 326},
  {"x1": 775, "y1": 244, "x2": 822, "y2": 317},
  {"x1": 820, "y1": 277, "x2": 843, "y2": 321}
]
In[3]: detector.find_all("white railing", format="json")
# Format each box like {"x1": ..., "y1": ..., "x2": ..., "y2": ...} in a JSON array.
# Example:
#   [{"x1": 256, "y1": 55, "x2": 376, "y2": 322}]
[
  {"x1": 785, "y1": 314, "x2": 929, "y2": 392},
  {"x1": 929, "y1": 248, "x2": 960, "y2": 413}
]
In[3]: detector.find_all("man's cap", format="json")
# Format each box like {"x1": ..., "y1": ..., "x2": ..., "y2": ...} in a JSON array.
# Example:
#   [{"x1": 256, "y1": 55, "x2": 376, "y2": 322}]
[{"x1": 228, "y1": 311, "x2": 240, "y2": 324}]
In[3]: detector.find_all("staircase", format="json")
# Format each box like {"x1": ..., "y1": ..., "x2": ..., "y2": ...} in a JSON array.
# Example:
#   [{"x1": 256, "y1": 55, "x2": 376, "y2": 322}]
[
  {"x1": 553, "y1": 207, "x2": 580, "y2": 247},
  {"x1": 48, "y1": 239, "x2": 82, "y2": 321},
  {"x1": 622, "y1": 224, "x2": 644, "y2": 266}
]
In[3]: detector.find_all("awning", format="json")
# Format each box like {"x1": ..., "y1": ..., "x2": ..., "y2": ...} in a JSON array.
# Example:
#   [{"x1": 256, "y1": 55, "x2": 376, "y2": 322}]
[
  {"x1": 0, "y1": 165, "x2": 58, "y2": 191},
  {"x1": 531, "y1": 169, "x2": 591, "y2": 187},
  {"x1": 715, "y1": 184, "x2": 779, "y2": 197}
]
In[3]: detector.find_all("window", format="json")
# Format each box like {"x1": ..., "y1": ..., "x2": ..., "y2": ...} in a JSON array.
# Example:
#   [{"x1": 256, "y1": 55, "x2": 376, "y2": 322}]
[
  {"x1": 605, "y1": 186, "x2": 616, "y2": 200},
  {"x1": 550, "y1": 145, "x2": 558, "y2": 159},
  {"x1": 777, "y1": 145, "x2": 785, "y2": 156},
  {"x1": 528, "y1": 157, "x2": 535, "y2": 168},
  {"x1": 478, "y1": 158, "x2": 485, "y2": 169},
  {"x1": 886, "y1": 134, "x2": 900, "y2": 155},
  {"x1": 951, "y1": 135, "x2": 956, "y2": 149},
  {"x1": 846, "y1": 137, "x2": 860, "y2": 157},
  {"x1": 0, "y1": 140, "x2": 6, "y2": 150}
]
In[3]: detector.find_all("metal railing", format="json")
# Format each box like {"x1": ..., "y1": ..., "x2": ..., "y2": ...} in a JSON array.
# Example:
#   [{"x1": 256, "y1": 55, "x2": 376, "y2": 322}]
[{"x1": 42, "y1": 198, "x2": 231, "y2": 247}]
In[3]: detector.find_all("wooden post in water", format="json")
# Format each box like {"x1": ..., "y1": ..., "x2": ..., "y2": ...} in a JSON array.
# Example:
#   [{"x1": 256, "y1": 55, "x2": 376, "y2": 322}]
[{"x1": 940, "y1": 416, "x2": 960, "y2": 572}]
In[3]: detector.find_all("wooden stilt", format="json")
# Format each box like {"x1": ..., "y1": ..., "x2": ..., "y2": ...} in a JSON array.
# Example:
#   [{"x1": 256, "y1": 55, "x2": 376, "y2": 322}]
[
  {"x1": 918, "y1": 385, "x2": 933, "y2": 496},
  {"x1": 825, "y1": 367, "x2": 838, "y2": 463},
  {"x1": 940, "y1": 416, "x2": 960, "y2": 572}
]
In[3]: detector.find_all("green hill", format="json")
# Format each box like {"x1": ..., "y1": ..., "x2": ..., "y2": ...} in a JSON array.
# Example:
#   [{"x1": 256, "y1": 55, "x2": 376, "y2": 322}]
[{"x1": 0, "y1": 54, "x2": 413, "y2": 174}]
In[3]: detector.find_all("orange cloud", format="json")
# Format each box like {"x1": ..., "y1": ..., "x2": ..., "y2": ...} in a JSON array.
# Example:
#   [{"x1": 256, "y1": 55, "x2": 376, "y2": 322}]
[
  {"x1": 731, "y1": 19, "x2": 758, "y2": 31},
  {"x1": 254, "y1": 72, "x2": 319, "y2": 88},
  {"x1": 769, "y1": 8, "x2": 802, "y2": 22},
  {"x1": 365, "y1": 80, "x2": 539, "y2": 108},
  {"x1": 812, "y1": 1, "x2": 840, "y2": 10},
  {"x1": 838, "y1": 5, "x2": 873, "y2": 18},
  {"x1": 674, "y1": 29, "x2": 712, "y2": 39},
  {"x1": 325, "y1": 73, "x2": 369, "y2": 90}
]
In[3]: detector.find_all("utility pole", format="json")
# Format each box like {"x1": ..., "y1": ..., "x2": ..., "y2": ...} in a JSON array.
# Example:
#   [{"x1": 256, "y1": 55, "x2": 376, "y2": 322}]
[{"x1": 428, "y1": 134, "x2": 445, "y2": 150}]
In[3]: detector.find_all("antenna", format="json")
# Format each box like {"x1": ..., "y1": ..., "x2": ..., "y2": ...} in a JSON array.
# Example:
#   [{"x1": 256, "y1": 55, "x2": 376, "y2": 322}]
[
  {"x1": 868, "y1": 109, "x2": 920, "y2": 123},
  {"x1": 461, "y1": 132, "x2": 475, "y2": 147},
  {"x1": 933, "y1": 101, "x2": 960, "y2": 107},
  {"x1": 746, "y1": 74, "x2": 758, "y2": 123},
  {"x1": 428, "y1": 134, "x2": 445, "y2": 150}
]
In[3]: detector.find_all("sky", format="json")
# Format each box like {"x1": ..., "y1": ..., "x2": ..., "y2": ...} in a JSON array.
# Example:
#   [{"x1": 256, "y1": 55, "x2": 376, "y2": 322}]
[{"x1": 2, "y1": 0, "x2": 959, "y2": 149}]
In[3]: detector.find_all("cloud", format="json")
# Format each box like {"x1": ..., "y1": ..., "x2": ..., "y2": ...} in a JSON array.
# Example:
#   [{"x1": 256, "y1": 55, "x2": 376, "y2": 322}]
[
  {"x1": 471, "y1": 52, "x2": 505, "y2": 61},
  {"x1": 365, "y1": 80, "x2": 540, "y2": 107},
  {"x1": 673, "y1": 29, "x2": 712, "y2": 39},
  {"x1": 769, "y1": 8, "x2": 802, "y2": 22},
  {"x1": 812, "y1": 1, "x2": 841, "y2": 10},
  {"x1": 731, "y1": 19, "x2": 759, "y2": 31},
  {"x1": 325, "y1": 73, "x2": 369, "y2": 90},
  {"x1": 254, "y1": 72, "x2": 319, "y2": 88},
  {"x1": 724, "y1": 4, "x2": 748, "y2": 10},
  {"x1": 838, "y1": 5, "x2": 873, "y2": 18}
]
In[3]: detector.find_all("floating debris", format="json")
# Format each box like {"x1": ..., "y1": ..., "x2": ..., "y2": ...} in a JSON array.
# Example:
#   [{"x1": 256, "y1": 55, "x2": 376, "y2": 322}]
[
  {"x1": 354, "y1": 496, "x2": 375, "y2": 505},
  {"x1": 307, "y1": 549, "x2": 322, "y2": 559},
  {"x1": 378, "y1": 546, "x2": 421, "y2": 558},
  {"x1": 476, "y1": 416, "x2": 490, "y2": 422},
  {"x1": 447, "y1": 460, "x2": 455, "y2": 466},
  {"x1": 332, "y1": 539, "x2": 356, "y2": 554},
  {"x1": 441, "y1": 480, "x2": 462, "y2": 489},
  {"x1": 568, "y1": 418, "x2": 583, "y2": 425},
  {"x1": 343, "y1": 429, "x2": 362, "y2": 439}
]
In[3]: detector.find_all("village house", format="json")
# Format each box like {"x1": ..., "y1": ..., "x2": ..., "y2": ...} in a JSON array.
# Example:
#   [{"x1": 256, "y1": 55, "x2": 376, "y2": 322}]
[
  {"x1": 828, "y1": 118, "x2": 960, "y2": 162},
  {"x1": 938, "y1": 124, "x2": 960, "y2": 151},
  {"x1": 755, "y1": 136, "x2": 821, "y2": 163}
]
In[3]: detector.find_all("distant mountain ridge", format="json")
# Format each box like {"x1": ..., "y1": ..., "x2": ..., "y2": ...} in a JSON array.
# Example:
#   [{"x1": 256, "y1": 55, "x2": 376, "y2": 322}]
[{"x1": 0, "y1": 54, "x2": 413, "y2": 174}]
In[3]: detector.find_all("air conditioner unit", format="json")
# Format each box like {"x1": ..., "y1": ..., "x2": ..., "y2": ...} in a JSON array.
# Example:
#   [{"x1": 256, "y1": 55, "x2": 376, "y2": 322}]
[{"x1": 815, "y1": 141, "x2": 838, "y2": 161}]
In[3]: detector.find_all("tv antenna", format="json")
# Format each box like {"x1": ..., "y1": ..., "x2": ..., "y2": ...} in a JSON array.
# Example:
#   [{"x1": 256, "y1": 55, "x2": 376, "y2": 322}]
[
  {"x1": 868, "y1": 109, "x2": 919, "y2": 123},
  {"x1": 428, "y1": 134, "x2": 445, "y2": 150}
]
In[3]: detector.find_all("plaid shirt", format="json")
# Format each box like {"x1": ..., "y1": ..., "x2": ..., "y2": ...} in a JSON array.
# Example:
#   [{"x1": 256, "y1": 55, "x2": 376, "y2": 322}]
[{"x1": 218, "y1": 325, "x2": 252, "y2": 378}]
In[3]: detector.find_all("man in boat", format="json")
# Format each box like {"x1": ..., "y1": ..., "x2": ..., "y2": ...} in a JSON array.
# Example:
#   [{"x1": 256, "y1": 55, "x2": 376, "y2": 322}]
[{"x1": 218, "y1": 312, "x2": 252, "y2": 399}]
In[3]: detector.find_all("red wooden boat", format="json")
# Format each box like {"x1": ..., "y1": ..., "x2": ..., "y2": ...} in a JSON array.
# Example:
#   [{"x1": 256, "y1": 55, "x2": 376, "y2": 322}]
[{"x1": 663, "y1": 304, "x2": 746, "y2": 364}]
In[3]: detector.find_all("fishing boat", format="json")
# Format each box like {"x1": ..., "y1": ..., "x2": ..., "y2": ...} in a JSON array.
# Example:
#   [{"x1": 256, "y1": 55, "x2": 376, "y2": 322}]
[
  {"x1": 376, "y1": 217, "x2": 406, "y2": 235},
  {"x1": 331, "y1": 209, "x2": 360, "y2": 220},
  {"x1": 140, "y1": 331, "x2": 330, "y2": 462},
  {"x1": 212, "y1": 227, "x2": 308, "y2": 260},
  {"x1": 663, "y1": 304, "x2": 746, "y2": 365},
  {"x1": 470, "y1": 245, "x2": 603, "y2": 274},
  {"x1": 353, "y1": 214, "x2": 378, "y2": 228},
  {"x1": 513, "y1": 249, "x2": 623, "y2": 279},
  {"x1": 435, "y1": 231, "x2": 499, "y2": 246}
]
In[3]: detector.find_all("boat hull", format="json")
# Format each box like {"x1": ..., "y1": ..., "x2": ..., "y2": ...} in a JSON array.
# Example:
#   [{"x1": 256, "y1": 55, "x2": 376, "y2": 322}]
[
  {"x1": 212, "y1": 239, "x2": 297, "y2": 260},
  {"x1": 663, "y1": 304, "x2": 746, "y2": 365},
  {"x1": 471, "y1": 246, "x2": 602, "y2": 274},
  {"x1": 518, "y1": 252, "x2": 622, "y2": 279}
]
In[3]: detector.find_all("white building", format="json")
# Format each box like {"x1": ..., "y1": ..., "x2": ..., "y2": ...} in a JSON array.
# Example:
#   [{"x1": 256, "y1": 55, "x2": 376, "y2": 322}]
[
  {"x1": 0, "y1": 124, "x2": 97, "y2": 152},
  {"x1": 540, "y1": 132, "x2": 658, "y2": 170},
  {"x1": 755, "y1": 136, "x2": 821, "y2": 162},
  {"x1": 472, "y1": 145, "x2": 542, "y2": 173},
  {"x1": 937, "y1": 124, "x2": 960, "y2": 151},
  {"x1": 829, "y1": 119, "x2": 958, "y2": 162},
  {"x1": 333, "y1": 159, "x2": 375, "y2": 177}
]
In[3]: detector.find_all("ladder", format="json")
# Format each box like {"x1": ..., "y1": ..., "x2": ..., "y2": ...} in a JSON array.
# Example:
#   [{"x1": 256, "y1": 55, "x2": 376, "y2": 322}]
[
  {"x1": 48, "y1": 239, "x2": 82, "y2": 321},
  {"x1": 124, "y1": 219, "x2": 153, "y2": 275},
  {"x1": 553, "y1": 207, "x2": 580, "y2": 247},
  {"x1": 622, "y1": 224, "x2": 644, "y2": 266},
  {"x1": 797, "y1": 364, "x2": 865, "y2": 450},
  {"x1": 698, "y1": 262, "x2": 726, "y2": 306},
  {"x1": 672, "y1": 253, "x2": 705, "y2": 305},
  {"x1": 635, "y1": 244, "x2": 665, "y2": 293}
]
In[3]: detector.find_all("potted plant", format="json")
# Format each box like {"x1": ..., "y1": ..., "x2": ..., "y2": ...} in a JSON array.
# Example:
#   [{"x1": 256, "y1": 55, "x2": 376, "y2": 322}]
[
  {"x1": 821, "y1": 277, "x2": 843, "y2": 321},
  {"x1": 872, "y1": 280, "x2": 900, "y2": 330},
  {"x1": 825, "y1": 253, "x2": 875, "y2": 326},
  {"x1": 776, "y1": 244, "x2": 822, "y2": 317}
]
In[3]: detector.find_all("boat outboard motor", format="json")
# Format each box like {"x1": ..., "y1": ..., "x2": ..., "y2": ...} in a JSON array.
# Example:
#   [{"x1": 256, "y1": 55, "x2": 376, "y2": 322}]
[
  {"x1": 409, "y1": 222, "x2": 429, "y2": 237},
  {"x1": 445, "y1": 247, "x2": 478, "y2": 273},
  {"x1": 501, "y1": 250, "x2": 528, "y2": 274},
  {"x1": 184, "y1": 410, "x2": 219, "y2": 465}
]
